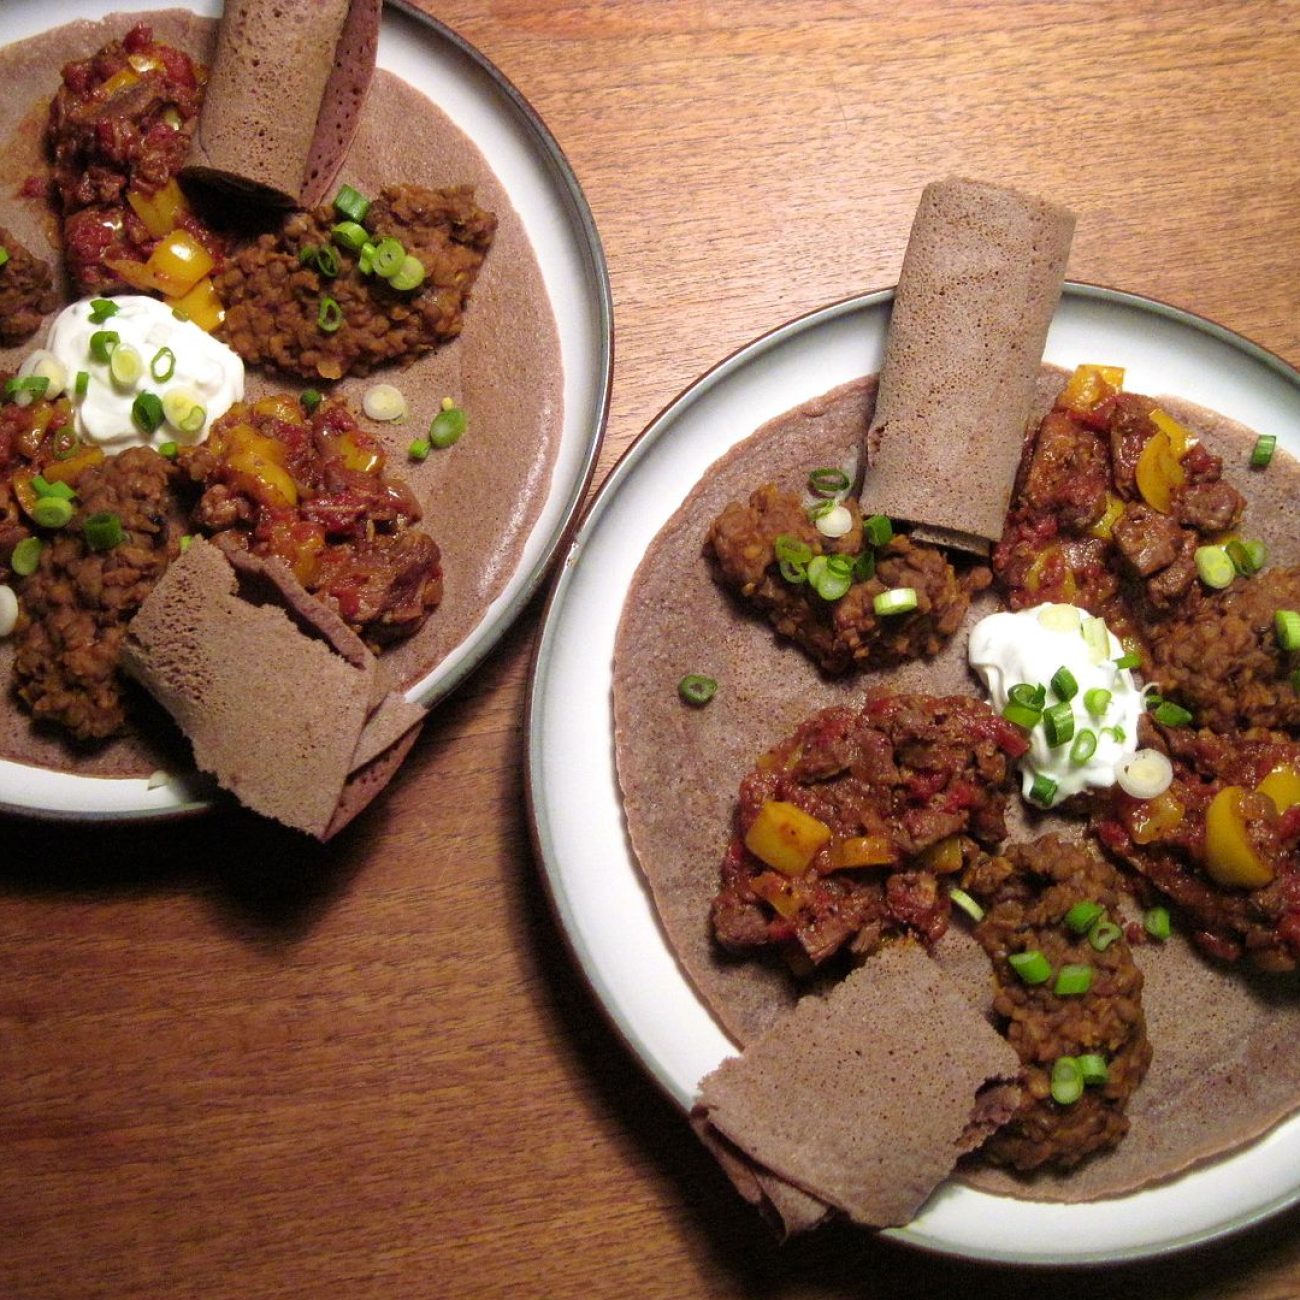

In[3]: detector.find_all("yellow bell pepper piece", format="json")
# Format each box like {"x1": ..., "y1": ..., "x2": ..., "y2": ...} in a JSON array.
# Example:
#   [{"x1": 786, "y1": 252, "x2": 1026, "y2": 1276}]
[
  {"x1": 749, "y1": 871, "x2": 808, "y2": 920},
  {"x1": 223, "y1": 425, "x2": 298, "y2": 507},
  {"x1": 1089, "y1": 491, "x2": 1126, "y2": 541},
  {"x1": 919, "y1": 834, "x2": 964, "y2": 874},
  {"x1": 253, "y1": 394, "x2": 304, "y2": 424},
  {"x1": 1135, "y1": 428, "x2": 1186, "y2": 514},
  {"x1": 127, "y1": 179, "x2": 189, "y2": 239},
  {"x1": 1057, "y1": 364, "x2": 1125, "y2": 416},
  {"x1": 744, "y1": 800, "x2": 832, "y2": 877},
  {"x1": 1258, "y1": 765, "x2": 1300, "y2": 814},
  {"x1": 828, "y1": 834, "x2": 896, "y2": 870},
  {"x1": 1129, "y1": 789, "x2": 1185, "y2": 845},
  {"x1": 98, "y1": 67, "x2": 140, "y2": 97},
  {"x1": 1204, "y1": 786, "x2": 1274, "y2": 889},
  {"x1": 144, "y1": 229, "x2": 215, "y2": 299},
  {"x1": 40, "y1": 445, "x2": 104, "y2": 486},
  {"x1": 1149, "y1": 408, "x2": 1196, "y2": 458},
  {"x1": 166, "y1": 276, "x2": 226, "y2": 333}
]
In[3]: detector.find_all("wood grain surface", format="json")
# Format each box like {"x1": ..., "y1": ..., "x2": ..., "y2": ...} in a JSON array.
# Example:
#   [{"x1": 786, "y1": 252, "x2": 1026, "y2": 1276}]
[{"x1": 3, "y1": 2, "x2": 1299, "y2": 1296}]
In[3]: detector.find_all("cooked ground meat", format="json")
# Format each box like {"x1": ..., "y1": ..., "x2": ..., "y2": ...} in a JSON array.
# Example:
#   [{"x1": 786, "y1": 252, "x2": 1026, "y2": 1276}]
[
  {"x1": 1094, "y1": 719, "x2": 1300, "y2": 970},
  {"x1": 180, "y1": 394, "x2": 441, "y2": 648},
  {"x1": 994, "y1": 383, "x2": 1246, "y2": 649},
  {"x1": 961, "y1": 835, "x2": 1151, "y2": 1173},
  {"x1": 0, "y1": 226, "x2": 58, "y2": 343},
  {"x1": 711, "y1": 689, "x2": 1025, "y2": 969},
  {"x1": 45, "y1": 24, "x2": 219, "y2": 296},
  {"x1": 1144, "y1": 567, "x2": 1300, "y2": 734},
  {"x1": 12, "y1": 447, "x2": 181, "y2": 740},
  {"x1": 708, "y1": 483, "x2": 987, "y2": 674},
  {"x1": 215, "y1": 184, "x2": 496, "y2": 380}
]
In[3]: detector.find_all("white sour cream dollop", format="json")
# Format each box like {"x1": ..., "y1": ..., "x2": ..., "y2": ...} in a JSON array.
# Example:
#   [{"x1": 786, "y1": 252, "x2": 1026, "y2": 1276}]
[
  {"x1": 47, "y1": 295, "x2": 243, "y2": 451},
  {"x1": 968, "y1": 602, "x2": 1142, "y2": 806}
]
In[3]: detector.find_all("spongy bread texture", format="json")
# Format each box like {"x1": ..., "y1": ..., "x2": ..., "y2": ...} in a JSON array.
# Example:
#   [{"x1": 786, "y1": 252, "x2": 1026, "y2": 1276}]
[
  {"x1": 866, "y1": 178, "x2": 1075, "y2": 547},
  {"x1": 182, "y1": 0, "x2": 374, "y2": 207},
  {"x1": 695, "y1": 945, "x2": 1021, "y2": 1228},
  {"x1": 121, "y1": 540, "x2": 376, "y2": 837}
]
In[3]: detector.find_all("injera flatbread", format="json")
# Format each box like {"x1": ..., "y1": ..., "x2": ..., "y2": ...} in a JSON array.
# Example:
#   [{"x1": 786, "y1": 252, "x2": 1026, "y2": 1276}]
[
  {"x1": 0, "y1": 10, "x2": 563, "y2": 779},
  {"x1": 866, "y1": 178, "x2": 1074, "y2": 552},
  {"x1": 694, "y1": 945, "x2": 1021, "y2": 1229},
  {"x1": 613, "y1": 369, "x2": 1300, "y2": 1203}
]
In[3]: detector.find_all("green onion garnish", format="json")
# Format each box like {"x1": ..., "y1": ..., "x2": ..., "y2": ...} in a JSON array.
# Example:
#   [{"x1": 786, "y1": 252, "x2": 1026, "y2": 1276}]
[
  {"x1": 808, "y1": 467, "x2": 849, "y2": 498},
  {"x1": 1078, "y1": 1054, "x2": 1109, "y2": 1086},
  {"x1": 1009, "y1": 682, "x2": 1047, "y2": 709},
  {"x1": 1144, "y1": 906, "x2": 1172, "y2": 941},
  {"x1": 1008, "y1": 950, "x2": 1052, "y2": 985},
  {"x1": 371, "y1": 237, "x2": 406, "y2": 279},
  {"x1": 0, "y1": 247, "x2": 9, "y2": 270},
  {"x1": 1152, "y1": 700, "x2": 1193, "y2": 727},
  {"x1": 333, "y1": 184, "x2": 370, "y2": 223},
  {"x1": 407, "y1": 438, "x2": 431, "y2": 461},
  {"x1": 1251, "y1": 435, "x2": 1277, "y2": 468},
  {"x1": 314, "y1": 246, "x2": 340, "y2": 278},
  {"x1": 150, "y1": 347, "x2": 176, "y2": 382},
  {"x1": 1065, "y1": 901, "x2": 1104, "y2": 934},
  {"x1": 1053, "y1": 963, "x2": 1093, "y2": 996},
  {"x1": 1227, "y1": 538, "x2": 1266, "y2": 576},
  {"x1": 806, "y1": 499, "x2": 836, "y2": 522},
  {"x1": 948, "y1": 887, "x2": 985, "y2": 922},
  {"x1": 4, "y1": 375, "x2": 49, "y2": 400},
  {"x1": 358, "y1": 241, "x2": 376, "y2": 275},
  {"x1": 1114, "y1": 650, "x2": 1141, "y2": 671},
  {"x1": 109, "y1": 344, "x2": 142, "y2": 386},
  {"x1": 678, "y1": 674, "x2": 718, "y2": 706},
  {"x1": 30, "y1": 496, "x2": 73, "y2": 529},
  {"x1": 863, "y1": 514, "x2": 893, "y2": 548},
  {"x1": 158, "y1": 441, "x2": 178, "y2": 459},
  {"x1": 317, "y1": 296, "x2": 344, "y2": 333},
  {"x1": 179, "y1": 533, "x2": 193, "y2": 552},
  {"x1": 1103, "y1": 724, "x2": 1127, "y2": 743},
  {"x1": 1276, "y1": 610, "x2": 1300, "y2": 652},
  {"x1": 1002, "y1": 701, "x2": 1043, "y2": 729},
  {"x1": 1043, "y1": 701, "x2": 1075, "y2": 747},
  {"x1": 131, "y1": 392, "x2": 164, "y2": 434},
  {"x1": 11, "y1": 535, "x2": 42, "y2": 575},
  {"x1": 74, "y1": 370, "x2": 90, "y2": 398},
  {"x1": 852, "y1": 549, "x2": 875, "y2": 582},
  {"x1": 774, "y1": 534, "x2": 811, "y2": 583},
  {"x1": 873, "y1": 587, "x2": 917, "y2": 616},
  {"x1": 1083, "y1": 687, "x2": 1112, "y2": 718},
  {"x1": 1029, "y1": 773, "x2": 1059, "y2": 806},
  {"x1": 51, "y1": 428, "x2": 79, "y2": 460},
  {"x1": 429, "y1": 405, "x2": 467, "y2": 449},
  {"x1": 88, "y1": 298, "x2": 119, "y2": 323},
  {"x1": 301, "y1": 389, "x2": 323, "y2": 414},
  {"x1": 1089, "y1": 919, "x2": 1122, "y2": 952},
  {"x1": 1051, "y1": 1055, "x2": 1084, "y2": 1106},
  {"x1": 83, "y1": 511, "x2": 125, "y2": 552},
  {"x1": 89, "y1": 329, "x2": 119, "y2": 362},
  {"x1": 1051, "y1": 666, "x2": 1078, "y2": 700},
  {"x1": 179, "y1": 404, "x2": 206, "y2": 435},
  {"x1": 1069, "y1": 728, "x2": 1097, "y2": 765},
  {"x1": 387, "y1": 254, "x2": 425, "y2": 292},
  {"x1": 31, "y1": 475, "x2": 74, "y2": 500},
  {"x1": 331, "y1": 220, "x2": 370, "y2": 252},
  {"x1": 1195, "y1": 544, "x2": 1236, "y2": 589},
  {"x1": 807, "y1": 553, "x2": 854, "y2": 602},
  {"x1": 298, "y1": 243, "x2": 320, "y2": 267}
]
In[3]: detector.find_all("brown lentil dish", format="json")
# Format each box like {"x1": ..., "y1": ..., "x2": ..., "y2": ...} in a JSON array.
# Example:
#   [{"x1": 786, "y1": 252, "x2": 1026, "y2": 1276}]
[
  {"x1": 215, "y1": 184, "x2": 496, "y2": 380},
  {"x1": 1094, "y1": 718, "x2": 1300, "y2": 970},
  {"x1": 711, "y1": 689, "x2": 1026, "y2": 970},
  {"x1": 993, "y1": 371, "x2": 1246, "y2": 663},
  {"x1": 179, "y1": 393, "x2": 442, "y2": 649},
  {"x1": 12, "y1": 446, "x2": 182, "y2": 740},
  {"x1": 0, "y1": 226, "x2": 58, "y2": 343},
  {"x1": 961, "y1": 835, "x2": 1151, "y2": 1173},
  {"x1": 708, "y1": 483, "x2": 988, "y2": 674},
  {"x1": 45, "y1": 23, "x2": 222, "y2": 296}
]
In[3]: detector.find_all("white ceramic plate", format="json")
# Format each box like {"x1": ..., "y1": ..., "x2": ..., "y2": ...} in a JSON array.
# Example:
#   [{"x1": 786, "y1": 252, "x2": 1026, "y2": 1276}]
[
  {"x1": 527, "y1": 284, "x2": 1300, "y2": 1265},
  {"x1": 0, "y1": 0, "x2": 611, "y2": 820}
]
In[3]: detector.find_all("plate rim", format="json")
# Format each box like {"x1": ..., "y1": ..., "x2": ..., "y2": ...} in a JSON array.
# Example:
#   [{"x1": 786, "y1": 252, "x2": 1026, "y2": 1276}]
[
  {"x1": 0, "y1": 0, "x2": 613, "y2": 823},
  {"x1": 524, "y1": 280, "x2": 1300, "y2": 1266}
]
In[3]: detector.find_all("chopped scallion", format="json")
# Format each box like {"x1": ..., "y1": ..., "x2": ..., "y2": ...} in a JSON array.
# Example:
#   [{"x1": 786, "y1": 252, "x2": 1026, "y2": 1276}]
[
  {"x1": 1084, "y1": 687, "x2": 1112, "y2": 718},
  {"x1": 808, "y1": 467, "x2": 849, "y2": 498},
  {"x1": 948, "y1": 887, "x2": 985, "y2": 923},
  {"x1": 333, "y1": 184, "x2": 370, "y2": 223},
  {"x1": 1064, "y1": 901, "x2": 1104, "y2": 934},
  {"x1": 1144, "y1": 906, "x2": 1172, "y2": 941},
  {"x1": 1078, "y1": 1054, "x2": 1109, "y2": 1086},
  {"x1": 852, "y1": 549, "x2": 875, "y2": 582},
  {"x1": 807, "y1": 553, "x2": 854, "y2": 602},
  {"x1": 873, "y1": 587, "x2": 917, "y2": 616},
  {"x1": 1089, "y1": 919, "x2": 1122, "y2": 952},
  {"x1": 1195, "y1": 544, "x2": 1236, "y2": 589},
  {"x1": 1008, "y1": 950, "x2": 1052, "y2": 985},
  {"x1": 430, "y1": 404, "x2": 467, "y2": 449},
  {"x1": 1251, "y1": 434, "x2": 1277, "y2": 468},
  {"x1": 1069, "y1": 728, "x2": 1097, "y2": 765},
  {"x1": 150, "y1": 346, "x2": 176, "y2": 382},
  {"x1": 1051, "y1": 1055, "x2": 1084, "y2": 1106},
  {"x1": 863, "y1": 514, "x2": 894, "y2": 548},
  {"x1": 1003, "y1": 701, "x2": 1043, "y2": 729},
  {"x1": 31, "y1": 475, "x2": 74, "y2": 500},
  {"x1": 131, "y1": 391, "x2": 163, "y2": 434},
  {"x1": 371, "y1": 237, "x2": 406, "y2": 279},
  {"x1": 1009, "y1": 682, "x2": 1047, "y2": 710},
  {"x1": 30, "y1": 496, "x2": 73, "y2": 529},
  {"x1": 88, "y1": 298, "x2": 119, "y2": 323},
  {"x1": 407, "y1": 438, "x2": 431, "y2": 461},
  {"x1": 317, "y1": 296, "x2": 344, "y2": 333},
  {"x1": 74, "y1": 370, "x2": 90, "y2": 398},
  {"x1": 1043, "y1": 701, "x2": 1075, "y2": 747},
  {"x1": 331, "y1": 220, "x2": 369, "y2": 251},
  {"x1": 1029, "y1": 773, "x2": 1059, "y2": 806},
  {"x1": 301, "y1": 389, "x2": 323, "y2": 414},
  {"x1": 11, "y1": 535, "x2": 42, "y2": 575},
  {"x1": 158, "y1": 441, "x2": 178, "y2": 459},
  {"x1": 1276, "y1": 610, "x2": 1300, "y2": 652},
  {"x1": 387, "y1": 254, "x2": 425, "y2": 291},
  {"x1": 1051, "y1": 666, "x2": 1078, "y2": 700},
  {"x1": 89, "y1": 329, "x2": 119, "y2": 362},
  {"x1": 678, "y1": 674, "x2": 718, "y2": 706},
  {"x1": 1152, "y1": 700, "x2": 1193, "y2": 727},
  {"x1": 774, "y1": 533, "x2": 812, "y2": 584},
  {"x1": 83, "y1": 511, "x2": 125, "y2": 552},
  {"x1": 1227, "y1": 537, "x2": 1266, "y2": 576},
  {"x1": 1053, "y1": 963, "x2": 1093, "y2": 996},
  {"x1": 109, "y1": 344, "x2": 143, "y2": 386}
]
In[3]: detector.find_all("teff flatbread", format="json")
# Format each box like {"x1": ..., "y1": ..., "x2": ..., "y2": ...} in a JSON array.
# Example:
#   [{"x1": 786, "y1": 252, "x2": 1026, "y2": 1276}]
[
  {"x1": 0, "y1": 10, "x2": 563, "y2": 780},
  {"x1": 866, "y1": 178, "x2": 1074, "y2": 554},
  {"x1": 613, "y1": 367, "x2": 1300, "y2": 1203}
]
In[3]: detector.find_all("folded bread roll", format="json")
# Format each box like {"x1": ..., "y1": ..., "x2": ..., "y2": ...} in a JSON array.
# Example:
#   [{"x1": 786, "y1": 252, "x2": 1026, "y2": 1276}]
[
  {"x1": 121, "y1": 540, "x2": 424, "y2": 839},
  {"x1": 866, "y1": 178, "x2": 1075, "y2": 554},
  {"x1": 182, "y1": 0, "x2": 381, "y2": 207},
  {"x1": 693, "y1": 944, "x2": 1021, "y2": 1231}
]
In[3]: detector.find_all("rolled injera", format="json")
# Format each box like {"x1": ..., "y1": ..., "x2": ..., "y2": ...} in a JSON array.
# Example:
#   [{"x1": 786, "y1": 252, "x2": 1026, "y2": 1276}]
[
  {"x1": 182, "y1": 0, "x2": 381, "y2": 207},
  {"x1": 865, "y1": 178, "x2": 1075, "y2": 554}
]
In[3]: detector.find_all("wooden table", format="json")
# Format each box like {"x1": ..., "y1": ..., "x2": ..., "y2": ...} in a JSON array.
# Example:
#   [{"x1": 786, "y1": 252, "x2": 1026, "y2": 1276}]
[{"x1": 4, "y1": 2, "x2": 1299, "y2": 1296}]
